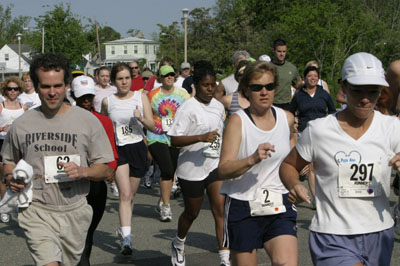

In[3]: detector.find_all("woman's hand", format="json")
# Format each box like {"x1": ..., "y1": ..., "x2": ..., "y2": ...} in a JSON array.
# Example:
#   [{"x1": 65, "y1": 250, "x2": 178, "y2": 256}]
[
  {"x1": 133, "y1": 106, "x2": 142, "y2": 122},
  {"x1": 249, "y1": 143, "x2": 275, "y2": 165}
]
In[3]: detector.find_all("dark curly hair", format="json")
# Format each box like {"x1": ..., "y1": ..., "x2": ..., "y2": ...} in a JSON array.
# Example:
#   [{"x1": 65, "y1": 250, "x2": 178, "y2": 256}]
[
  {"x1": 192, "y1": 60, "x2": 215, "y2": 87},
  {"x1": 29, "y1": 53, "x2": 71, "y2": 90}
]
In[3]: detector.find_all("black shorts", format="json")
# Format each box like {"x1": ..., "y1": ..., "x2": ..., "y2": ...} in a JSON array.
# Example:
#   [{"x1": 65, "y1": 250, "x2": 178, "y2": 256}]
[
  {"x1": 178, "y1": 168, "x2": 220, "y2": 198},
  {"x1": 148, "y1": 142, "x2": 179, "y2": 180},
  {"x1": 117, "y1": 140, "x2": 148, "y2": 178},
  {"x1": 223, "y1": 193, "x2": 297, "y2": 252}
]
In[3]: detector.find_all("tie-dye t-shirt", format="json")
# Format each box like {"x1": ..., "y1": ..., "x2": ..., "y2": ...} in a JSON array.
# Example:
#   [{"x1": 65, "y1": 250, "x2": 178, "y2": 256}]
[{"x1": 147, "y1": 87, "x2": 190, "y2": 146}]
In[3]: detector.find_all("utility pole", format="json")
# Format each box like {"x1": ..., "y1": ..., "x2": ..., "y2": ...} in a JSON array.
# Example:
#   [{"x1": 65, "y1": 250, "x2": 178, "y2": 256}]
[
  {"x1": 173, "y1": 22, "x2": 177, "y2": 65},
  {"x1": 95, "y1": 17, "x2": 102, "y2": 63}
]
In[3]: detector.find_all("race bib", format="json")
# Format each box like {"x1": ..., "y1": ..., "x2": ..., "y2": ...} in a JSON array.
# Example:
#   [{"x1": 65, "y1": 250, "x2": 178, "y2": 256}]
[
  {"x1": 338, "y1": 162, "x2": 382, "y2": 197},
  {"x1": 116, "y1": 123, "x2": 142, "y2": 144},
  {"x1": 203, "y1": 136, "x2": 221, "y2": 158},
  {"x1": 249, "y1": 189, "x2": 286, "y2": 216},
  {"x1": 44, "y1": 154, "x2": 80, "y2": 183},
  {"x1": 161, "y1": 118, "x2": 174, "y2": 132}
]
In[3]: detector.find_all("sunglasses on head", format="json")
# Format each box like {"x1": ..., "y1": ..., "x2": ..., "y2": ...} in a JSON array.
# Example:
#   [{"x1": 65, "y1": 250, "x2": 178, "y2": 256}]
[
  {"x1": 6, "y1": 87, "x2": 20, "y2": 92},
  {"x1": 162, "y1": 73, "x2": 175, "y2": 78},
  {"x1": 248, "y1": 83, "x2": 275, "y2": 92}
]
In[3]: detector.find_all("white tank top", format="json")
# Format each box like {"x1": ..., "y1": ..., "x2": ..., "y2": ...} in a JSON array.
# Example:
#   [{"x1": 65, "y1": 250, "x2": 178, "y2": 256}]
[
  {"x1": 107, "y1": 91, "x2": 144, "y2": 146},
  {"x1": 0, "y1": 102, "x2": 25, "y2": 139},
  {"x1": 220, "y1": 107, "x2": 290, "y2": 200}
]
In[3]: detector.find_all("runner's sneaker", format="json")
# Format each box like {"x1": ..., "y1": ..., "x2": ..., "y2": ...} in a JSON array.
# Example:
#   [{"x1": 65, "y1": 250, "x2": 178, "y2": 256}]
[
  {"x1": 110, "y1": 182, "x2": 119, "y2": 197},
  {"x1": 171, "y1": 238, "x2": 185, "y2": 266},
  {"x1": 143, "y1": 168, "x2": 153, "y2": 189},
  {"x1": 393, "y1": 203, "x2": 400, "y2": 235},
  {"x1": 0, "y1": 213, "x2": 10, "y2": 223},
  {"x1": 155, "y1": 199, "x2": 163, "y2": 214},
  {"x1": 116, "y1": 229, "x2": 133, "y2": 255},
  {"x1": 160, "y1": 204, "x2": 172, "y2": 222}
]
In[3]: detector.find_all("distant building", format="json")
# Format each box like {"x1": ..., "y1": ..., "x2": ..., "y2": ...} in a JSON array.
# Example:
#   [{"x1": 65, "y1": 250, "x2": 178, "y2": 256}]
[
  {"x1": 0, "y1": 44, "x2": 34, "y2": 81},
  {"x1": 103, "y1": 37, "x2": 159, "y2": 71}
]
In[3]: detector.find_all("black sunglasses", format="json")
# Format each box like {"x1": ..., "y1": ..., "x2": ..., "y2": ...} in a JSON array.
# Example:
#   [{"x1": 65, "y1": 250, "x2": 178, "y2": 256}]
[
  {"x1": 6, "y1": 87, "x2": 20, "y2": 91},
  {"x1": 162, "y1": 73, "x2": 175, "y2": 78},
  {"x1": 130, "y1": 66, "x2": 139, "y2": 70},
  {"x1": 248, "y1": 83, "x2": 275, "y2": 92}
]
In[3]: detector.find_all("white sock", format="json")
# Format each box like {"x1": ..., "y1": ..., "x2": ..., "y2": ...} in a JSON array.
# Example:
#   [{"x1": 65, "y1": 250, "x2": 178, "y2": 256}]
[
  {"x1": 219, "y1": 249, "x2": 230, "y2": 264},
  {"x1": 121, "y1": 226, "x2": 131, "y2": 238},
  {"x1": 173, "y1": 236, "x2": 186, "y2": 249}
]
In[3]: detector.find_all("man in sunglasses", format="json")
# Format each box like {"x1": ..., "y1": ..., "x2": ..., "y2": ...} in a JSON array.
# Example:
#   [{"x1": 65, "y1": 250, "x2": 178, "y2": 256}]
[
  {"x1": 129, "y1": 60, "x2": 145, "y2": 91},
  {"x1": 271, "y1": 39, "x2": 302, "y2": 110},
  {"x1": 1, "y1": 53, "x2": 114, "y2": 266}
]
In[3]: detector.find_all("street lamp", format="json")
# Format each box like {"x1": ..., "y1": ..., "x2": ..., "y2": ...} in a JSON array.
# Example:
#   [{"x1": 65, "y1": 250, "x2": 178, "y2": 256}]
[
  {"x1": 16, "y1": 33, "x2": 22, "y2": 78},
  {"x1": 182, "y1": 8, "x2": 189, "y2": 63}
]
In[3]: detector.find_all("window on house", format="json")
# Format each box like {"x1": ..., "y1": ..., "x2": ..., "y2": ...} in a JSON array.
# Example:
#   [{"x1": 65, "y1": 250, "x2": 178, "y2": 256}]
[
  {"x1": 111, "y1": 46, "x2": 115, "y2": 55},
  {"x1": 5, "y1": 54, "x2": 9, "y2": 61},
  {"x1": 124, "y1": 46, "x2": 127, "y2": 54},
  {"x1": 153, "y1": 46, "x2": 157, "y2": 54},
  {"x1": 134, "y1": 45, "x2": 138, "y2": 54},
  {"x1": 145, "y1": 45, "x2": 148, "y2": 54}
]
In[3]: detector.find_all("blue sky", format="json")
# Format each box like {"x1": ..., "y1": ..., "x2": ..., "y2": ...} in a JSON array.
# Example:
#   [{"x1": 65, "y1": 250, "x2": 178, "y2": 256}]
[{"x1": 2, "y1": 0, "x2": 216, "y2": 39}]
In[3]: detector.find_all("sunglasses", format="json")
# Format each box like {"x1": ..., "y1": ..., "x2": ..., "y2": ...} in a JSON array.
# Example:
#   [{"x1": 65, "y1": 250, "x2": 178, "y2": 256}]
[
  {"x1": 248, "y1": 83, "x2": 275, "y2": 92},
  {"x1": 162, "y1": 73, "x2": 175, "y2": 78},
  {"x1": 130, "y1": 66, "x2": 139, "y2": 70},
  {"x1": 6, "y1": 87, "x2": 20, "y2": 92}
]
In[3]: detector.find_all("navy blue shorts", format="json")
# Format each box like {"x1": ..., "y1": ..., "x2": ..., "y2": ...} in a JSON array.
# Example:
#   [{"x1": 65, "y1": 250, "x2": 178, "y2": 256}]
[
  {"x1": 178, "y1": 168, "x2": 220, "y2": 198},
  {"x1": 309, "y1": 228, "x2": 394, "y2": 266},
  {"x1": 117, "y1": 140, "x2": 148, "y2": 178},
  {"x1": 223, "y1": 193, "x2": 297, "y2": 252}
]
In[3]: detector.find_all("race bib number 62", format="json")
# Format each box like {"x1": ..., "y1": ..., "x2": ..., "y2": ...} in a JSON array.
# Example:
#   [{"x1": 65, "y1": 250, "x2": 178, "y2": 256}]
[{"x1": 44, "y1": 154, "x2": 80, "y2": 183}]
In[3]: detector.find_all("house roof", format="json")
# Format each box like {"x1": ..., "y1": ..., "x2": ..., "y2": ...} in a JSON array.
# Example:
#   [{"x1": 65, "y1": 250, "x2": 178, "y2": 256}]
[
  {"x1": 104, "y1": 36, "x2": 158, "y2": 45},
  {"x1": 6, "y1": 44, "x2": 33, "y2": 63}
]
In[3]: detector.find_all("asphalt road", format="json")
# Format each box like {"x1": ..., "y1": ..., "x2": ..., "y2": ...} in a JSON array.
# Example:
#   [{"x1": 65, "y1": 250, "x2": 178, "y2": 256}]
[{"x1": 1, "y1": 180, "x2": 399, "y2": 266}]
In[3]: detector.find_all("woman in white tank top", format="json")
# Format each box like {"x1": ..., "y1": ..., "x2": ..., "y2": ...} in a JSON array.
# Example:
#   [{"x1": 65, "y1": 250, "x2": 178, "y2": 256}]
[
  {"x1": 0, "y1": 76, "x2": 27, "y2": 223},
  {"x1": 218, "y1": 61, "x2": 297, "y2": 266},
  {"x1": 101, "y1": 63, "x2": 154, "y2": 255}
]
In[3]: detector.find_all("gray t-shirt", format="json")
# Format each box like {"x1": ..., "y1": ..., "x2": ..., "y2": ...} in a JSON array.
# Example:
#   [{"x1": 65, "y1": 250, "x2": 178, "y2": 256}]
[{"x1": 1, "y1": 106, "x2": 114, "y2": 206}]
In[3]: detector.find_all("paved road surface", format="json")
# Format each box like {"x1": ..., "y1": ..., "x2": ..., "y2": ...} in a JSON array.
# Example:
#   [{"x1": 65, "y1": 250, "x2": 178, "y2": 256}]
[{"x1": 1, "y1": 181, "x2": 399, "y2": 266}]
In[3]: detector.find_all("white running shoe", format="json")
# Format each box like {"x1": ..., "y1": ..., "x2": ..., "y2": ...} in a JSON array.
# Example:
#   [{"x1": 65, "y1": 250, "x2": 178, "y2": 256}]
[
  {"x1": 143, "y1": 168, "x2": 153, "y2": 189},
  {"x1": 0, "y1": 213, "x2": 10, "y2": 223},
  {"x1": 160, "y1": 204, "x2": 172, "y2": 222},
  {"x1": 110, "y1": 182, "x2": 119, "y2": 197},
  {"x1": 393, "y1": 203, "x2": 400, "y2": 235},
  {"x1": 116, "y1": 229, "x2": 133, "y2": 255},
  {"x1": 171, "y1": 238, "x2": 185, "y2": 266}
]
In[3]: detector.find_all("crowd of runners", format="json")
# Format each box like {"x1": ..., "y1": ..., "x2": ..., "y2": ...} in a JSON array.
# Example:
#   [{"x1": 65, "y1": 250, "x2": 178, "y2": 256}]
[{"x1": 0, "y1": 38, "x2": 399, "y2": 266}]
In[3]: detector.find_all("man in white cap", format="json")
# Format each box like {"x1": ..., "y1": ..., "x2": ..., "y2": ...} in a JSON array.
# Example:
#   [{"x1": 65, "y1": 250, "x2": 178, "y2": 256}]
[
  {"x1": 280, "y1": 52, "x2": 400, "y2": 266},
  {"x1": 175, "y1": 62, "x2": 191, "y2": 90}
]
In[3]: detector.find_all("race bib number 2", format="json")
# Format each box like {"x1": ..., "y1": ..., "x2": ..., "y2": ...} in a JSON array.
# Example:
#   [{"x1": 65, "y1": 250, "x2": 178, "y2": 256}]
[
  {"x1": 338, "y1": 162, "x2": 382, "y2": 197},
  {"x1": 44, "y1": 154, "x2": 80, "y2": 183},
  {"x1": 249, "y1": 189, "x2": 286, "y2": 216}
]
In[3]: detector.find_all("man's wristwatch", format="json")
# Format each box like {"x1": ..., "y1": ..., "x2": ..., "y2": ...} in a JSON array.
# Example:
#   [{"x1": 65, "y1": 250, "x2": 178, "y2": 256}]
[{"x1": 2, "y1": 173, "x2": 13, "y2": 185}]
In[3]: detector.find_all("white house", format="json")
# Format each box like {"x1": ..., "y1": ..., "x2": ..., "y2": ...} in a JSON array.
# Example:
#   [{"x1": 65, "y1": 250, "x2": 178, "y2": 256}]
[
  {"x1": 0, "y1": 44, "x2": 33, "y2": 80},
  {"x1": 103, "y1": 37, "x2": 159, "y2": 71}
]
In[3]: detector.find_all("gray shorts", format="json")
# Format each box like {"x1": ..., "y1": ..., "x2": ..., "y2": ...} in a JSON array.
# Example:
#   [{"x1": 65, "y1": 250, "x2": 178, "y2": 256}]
[
  {"x1": 18, "y1": 198, "x2": 92, "y2": 266},
  {"x1": 309, "y1": 228, "x2": 394, "y2": 266}
]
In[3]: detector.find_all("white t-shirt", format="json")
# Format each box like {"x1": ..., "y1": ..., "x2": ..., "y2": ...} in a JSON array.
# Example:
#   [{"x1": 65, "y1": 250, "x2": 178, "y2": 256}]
[
  {"x1": 220, "y1": 107, "x2": 290, "y2": 200},
  {"x1": 221, "y1": 73, "x2": 238, "y2": 95},
  {"x1": 107, "y1": 91, "x2": 144, "y2": 146},
  {"x1": 93, "y1": 85, "x2": 117, "y2": 113},
  {"x1": 168, "y1": 97, "x2": 225, "y2": 181},
  {"x1": 18, "y1": 92, "x2": 41, "y2": 109},
  {"x1": 296, "y1": 111, "x2": 400, "y2": 235},
  {"x1": 174, "y1": 76, "x2": 185, "y2": 90}
]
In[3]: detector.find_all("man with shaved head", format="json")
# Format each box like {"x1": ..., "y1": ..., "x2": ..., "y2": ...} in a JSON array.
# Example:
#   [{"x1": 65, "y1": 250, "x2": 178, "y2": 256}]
[{"x1": 386, "y1": 60, "x2": 400, "y2": 114}]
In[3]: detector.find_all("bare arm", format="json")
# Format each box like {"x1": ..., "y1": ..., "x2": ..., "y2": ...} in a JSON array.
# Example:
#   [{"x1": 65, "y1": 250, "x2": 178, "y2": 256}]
[
  {"x1": 170, "y1": 130, "x2": 219, "y2": 147},
  {"x1": 100, "y1": 97, "x2": 108, "y2": 116},
  {"x1": 219, "y1": 94, "x2": 233, "y2": 110},
  {"x1": 136, "y1": 92, "x2": 155, "y2": 132},
  {"x1": 335, "y1": 88, "x2": 347, "y2": 104},
  {"x1": 323, "y1": 80, "x2": 330, "y2": 94},
  {"x1": 285, "y1": 110, "x2": 297, "y2": 148},
  {"x1": 215, "y1": 82, "x2": 225, "y2": 101},
  {"x1": 279, "y1": 148, "x2": 311, "y2": 204},
  {"x1": 58, "y1": 162, "x2": 113, "y2": 181},
  {"x1": 218, "y1": 114, "x2": 275, "y2": 179}
]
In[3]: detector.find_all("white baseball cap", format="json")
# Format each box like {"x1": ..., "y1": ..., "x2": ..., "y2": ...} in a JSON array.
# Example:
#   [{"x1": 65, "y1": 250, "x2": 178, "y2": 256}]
[
  {"x1": 71, "y1": 75, "x2": 96, "y2": 98},
  {"x1": 258, "y1": 54, "x2": 271, "y2": 62},
  {"x1": 341, "y1": 52, "x2": 388, "y2": 87}
]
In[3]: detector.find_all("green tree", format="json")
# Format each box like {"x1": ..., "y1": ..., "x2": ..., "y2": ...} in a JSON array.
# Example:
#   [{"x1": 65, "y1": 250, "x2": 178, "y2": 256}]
[
  {"x1": 32, "y1": 3, "x2": 91, "y2": 64},
  {"x1": 0, "y1": 4, "x2": 31, "y2": 47}
]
